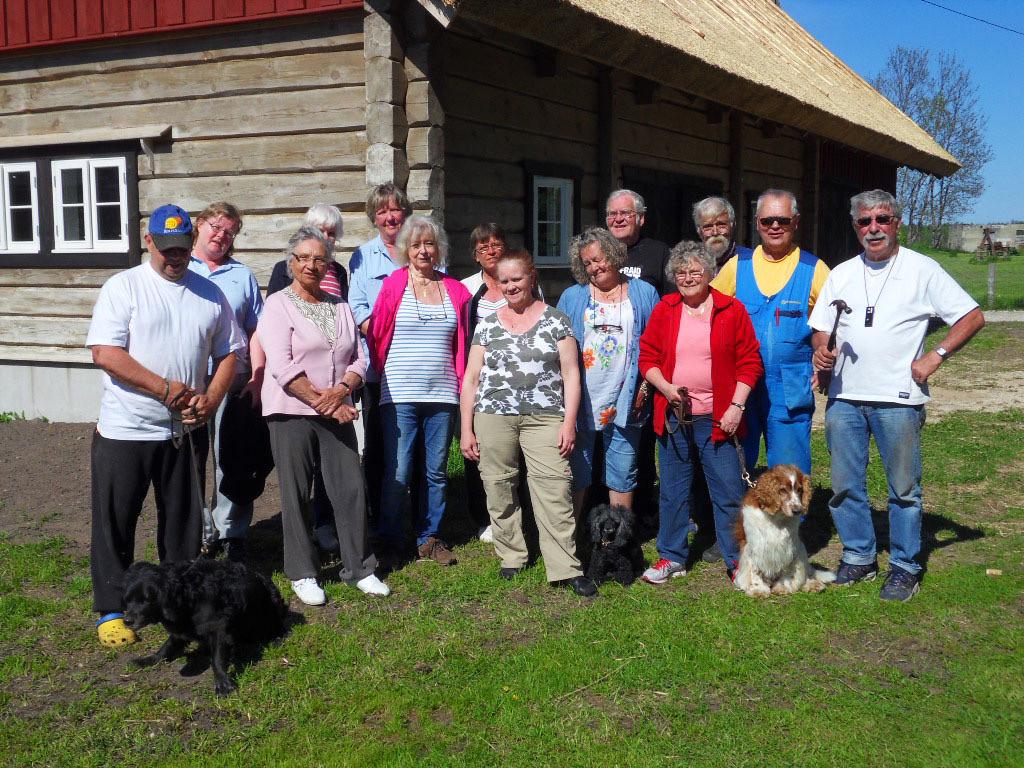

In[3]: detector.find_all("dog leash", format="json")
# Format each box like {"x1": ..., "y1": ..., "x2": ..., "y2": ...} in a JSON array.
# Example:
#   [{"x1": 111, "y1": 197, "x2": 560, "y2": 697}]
[
  {"x1": 171, "y1": 412, "x2": 211, "y2": 556},
  {"x1": 730, "y1": 435, "x2": 755, "y2": 489}
]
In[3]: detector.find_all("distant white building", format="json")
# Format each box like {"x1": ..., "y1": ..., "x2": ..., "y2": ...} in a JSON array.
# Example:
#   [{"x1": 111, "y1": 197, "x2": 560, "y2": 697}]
[{"x1": 948, "y1": 223, "x2": 1024, "y2": 253}]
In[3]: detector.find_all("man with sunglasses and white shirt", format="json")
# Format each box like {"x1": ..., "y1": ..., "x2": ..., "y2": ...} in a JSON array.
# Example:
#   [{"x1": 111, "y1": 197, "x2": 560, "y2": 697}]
[
  {"x1": 712, "y1": 188, "x2": 829, "y2": 475},
  {"x1": 810, "y1": 189, "x2": 983, "y2": 601}
]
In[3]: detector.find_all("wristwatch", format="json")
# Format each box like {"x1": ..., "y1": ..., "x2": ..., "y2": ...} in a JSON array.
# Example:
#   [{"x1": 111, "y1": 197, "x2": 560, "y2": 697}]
[{"x1": 935, "y1": 346, "x2": 949, "y2": 360}]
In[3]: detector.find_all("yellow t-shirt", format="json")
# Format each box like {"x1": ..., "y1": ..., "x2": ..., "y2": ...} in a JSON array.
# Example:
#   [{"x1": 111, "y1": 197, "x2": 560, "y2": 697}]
[{"x1": 711, "y1": 246, "x2": 830, "y2": 312}]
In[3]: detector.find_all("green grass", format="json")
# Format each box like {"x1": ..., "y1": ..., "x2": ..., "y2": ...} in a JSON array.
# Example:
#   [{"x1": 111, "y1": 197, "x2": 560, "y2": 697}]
[
  {"x1": 0, "y1": 411, "x2": 27, "y2": 423},
  {"x1": 2, "y1": 408, "x2": 1023, "y2": 767},
  {"x1": 908, "y1": 243, "x2": 1024, "y2": 310}
]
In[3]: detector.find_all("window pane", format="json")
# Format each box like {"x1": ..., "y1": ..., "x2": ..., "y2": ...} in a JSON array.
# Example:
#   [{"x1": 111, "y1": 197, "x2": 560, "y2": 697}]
[
  {"x1": 63, "y1": 206, "x2": 86, "y2": 241},
  {"x1": 537, "y1": 222, "x2": 561, "y2": 260},
  {"x1": 96, "y1": 205, "x2": 122, "y2": 241},
  {"x1": 8, "y1": 171, "x2": 31, "y2": 206},
  {"x1": 61, "y1": 168, "x2": 84, "y2": 204},
  {"x1": 540, "y1": 186, "x2": 562, "y2": 221},
  {"x1": 95, "y1": 166, "x2": 121, "y2": 204},
  {"x1": 10, "y1": 209, "x2": 33, "y2": 242}
]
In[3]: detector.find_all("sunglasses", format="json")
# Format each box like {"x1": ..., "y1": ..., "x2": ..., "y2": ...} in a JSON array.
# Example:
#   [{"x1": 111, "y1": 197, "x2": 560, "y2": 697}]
[
  {"x1": 855, "y1": 214, "x2": 896, "y2": 227},
  {"x1": 758, "y1": 216, "x2": 793, "y2": 228}
]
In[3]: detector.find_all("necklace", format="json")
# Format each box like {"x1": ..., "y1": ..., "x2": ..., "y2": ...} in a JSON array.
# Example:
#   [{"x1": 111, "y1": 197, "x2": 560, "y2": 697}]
[
  {"x1": 862, "y1": 251, "x2": 897, "y2": 327},
  {"x1": 410, "y1": 275, "x2": 448, "y2": 321},
  {"x1": 683, "y1": 295, "x2": 710, "y2": 317}
]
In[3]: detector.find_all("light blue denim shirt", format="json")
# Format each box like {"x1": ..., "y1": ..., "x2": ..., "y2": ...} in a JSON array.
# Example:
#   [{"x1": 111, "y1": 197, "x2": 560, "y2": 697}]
[
  {"x1": 557, "y1": 277, "x2": 659, "y2": 429},
  {"x1": 188, "y1": 255, "x2": 261, "y2": 374},
  {"x1": 348, "y1": 234, "x2": 402, "y2": 381}
]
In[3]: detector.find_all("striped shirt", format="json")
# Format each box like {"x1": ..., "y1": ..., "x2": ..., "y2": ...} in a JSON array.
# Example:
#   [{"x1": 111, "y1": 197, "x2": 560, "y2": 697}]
[{"x1": 380, "y1": 287, "x2": 459, "y2": 405}]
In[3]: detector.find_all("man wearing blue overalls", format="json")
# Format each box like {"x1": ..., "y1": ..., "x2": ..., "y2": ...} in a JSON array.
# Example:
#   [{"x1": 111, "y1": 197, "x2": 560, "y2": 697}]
[{"x1": 712, "y1": 189, "x2": 830, "y2": 474}]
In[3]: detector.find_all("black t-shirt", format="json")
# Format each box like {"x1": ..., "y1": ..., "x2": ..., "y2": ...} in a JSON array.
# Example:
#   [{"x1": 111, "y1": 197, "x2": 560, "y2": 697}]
[{"x1": 620, "y1": 237, "x2": 669, "y2": 295}]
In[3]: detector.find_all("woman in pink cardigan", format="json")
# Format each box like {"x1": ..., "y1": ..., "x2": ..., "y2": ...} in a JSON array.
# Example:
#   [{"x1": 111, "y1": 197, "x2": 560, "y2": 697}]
[
  {"x1": 368, "y1": 215, "x2": 472, "y2": 568},
  {"x1": 259, "y1": 226, "x2": 389, "y2": 606}
]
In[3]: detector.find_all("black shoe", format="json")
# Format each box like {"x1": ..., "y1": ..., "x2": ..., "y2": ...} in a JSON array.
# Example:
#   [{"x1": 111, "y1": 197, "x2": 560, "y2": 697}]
[
  {"x1": 223, "y1": 538, "x2": 246, "y2": 563},
  {"x1": 701, "y1": 541, "x2": 723, "y2": 563},
  {"x1": 499, "y1": 566, "x2": 523, "y2": 581},
  {"x1": 835, "y1": 560, "x2": 879, "y2": 586},
  {"x1": 879, "y1": 564, "x2": 920, "y2": 602},
  {"x1": 557, "y1": 576, "x2": 598, "y2": 597}
]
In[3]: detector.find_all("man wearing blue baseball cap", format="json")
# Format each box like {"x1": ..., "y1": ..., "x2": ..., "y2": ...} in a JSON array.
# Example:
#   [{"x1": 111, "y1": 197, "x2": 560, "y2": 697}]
[{"x1": 85, "y1": 204, "x2": 245, "y2": 647}]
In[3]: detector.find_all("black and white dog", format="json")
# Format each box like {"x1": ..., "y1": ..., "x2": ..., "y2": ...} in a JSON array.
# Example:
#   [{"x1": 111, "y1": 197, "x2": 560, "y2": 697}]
[
  {"x1": 586, "y1": 504, "x2": 643, "y2": 586},
  {"x1": 122, "y1": 559, "x2": 288, "y2": 695}
]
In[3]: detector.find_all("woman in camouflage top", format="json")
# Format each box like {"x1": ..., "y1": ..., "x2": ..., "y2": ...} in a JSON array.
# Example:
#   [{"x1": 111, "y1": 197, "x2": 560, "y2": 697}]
[{"x1": 460, "y1": 251, "x2": 597, "y2": 597}]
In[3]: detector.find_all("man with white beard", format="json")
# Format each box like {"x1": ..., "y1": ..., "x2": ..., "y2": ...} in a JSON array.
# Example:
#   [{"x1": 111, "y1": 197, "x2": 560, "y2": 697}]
[{"x1": 692, "y1": 196, "x2": 751, "y2": 272}]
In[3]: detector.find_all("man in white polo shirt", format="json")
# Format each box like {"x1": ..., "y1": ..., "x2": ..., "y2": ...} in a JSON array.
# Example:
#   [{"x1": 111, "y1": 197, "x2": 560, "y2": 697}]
[
  {"x1": 86, "y1": 204, "x2": 243, "y2": 646},
  {"x1": 810, "y1": 189, "x2": 984, "y2": 601}
]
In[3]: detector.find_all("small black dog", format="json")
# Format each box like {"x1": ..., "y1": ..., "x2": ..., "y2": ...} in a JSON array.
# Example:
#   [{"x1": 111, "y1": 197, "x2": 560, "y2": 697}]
[
  {"x1": 122, "y1": 558, "x2": 288, "y2": 696},
  {"x1": 586, "y1": 504, "x2": 643, "y2": 586}
]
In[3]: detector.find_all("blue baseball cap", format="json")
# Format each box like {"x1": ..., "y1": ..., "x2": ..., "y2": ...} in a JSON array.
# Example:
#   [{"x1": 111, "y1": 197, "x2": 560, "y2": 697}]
[{"x1": 148, "y1": 204, "x2": 193, "y2": 251}]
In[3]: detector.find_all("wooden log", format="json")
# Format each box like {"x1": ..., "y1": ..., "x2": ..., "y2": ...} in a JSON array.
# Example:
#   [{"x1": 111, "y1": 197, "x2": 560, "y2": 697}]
[
  {"x1": 365, "y1": 102, "x2": 408, "y2": 146},
  {"x1": 617, "y1": 150, "x2": 728, "y2": 185},
  {"x1": 0, "y1": 17, "x2": 363, "y2": 84},
  {"x1": 138, "y1": 170, "x2": 368, "y2": 213},
  {"x1": 365, "y1": 143, "x2": 410, "y2": 187},
  {"x1": 445, "y1": 118, "x2": 597, "y2": 172},
  {"x1": 0, "y1": 316, "x2": 92, "y2": 348},
  {"x1": 444, "y1": 76, "x2": 596, "y2": 143},
  {"x1": 407, "y1": 125, "x2": 444, "y2": 169},
  {"x1": 444, "y1": 195, "x2": 522, "y2": 233},
  {"x1": 363, "y1": 8, "x2": 402, "y2": 61},
  {"x1": 365, "y1": 57, "x2": 407, "y2": 105},
  {"x1": 406, "y1": 79, "x2": 444, "y2": 127},
  {"x1": 0, "y1": 268, "x2": 122, "y2": 288},
  {"x1": 0, "y1": 86, "x2": 366, "y2": 141},
  {"x1": 407, "y1": 167, "x2": 445, "y2": 210},
  {"x1": 0, "y1": 286, "x2": 100, "y2": 317},
  {"x1": 0, "y1": 343, "x2": 94, "y2": 364},
  {"x1": 0, "y1": 49, "x2": 365, "y2": 116},
  {"x1": 226, "y1": 212, "x2": 375, "y2": 252},
  {"x1": 138, "y1": 132, "x2": 367, "y2": 178},
  {"x1": 445, "y1": 156, "x2": 521, "y2": 198},
  {"x1": 617, "y1": 121, "x2": 728, "y2": 167},
  {"x1": 743, "y1": 149, "x2": 804, "y2": 180}
]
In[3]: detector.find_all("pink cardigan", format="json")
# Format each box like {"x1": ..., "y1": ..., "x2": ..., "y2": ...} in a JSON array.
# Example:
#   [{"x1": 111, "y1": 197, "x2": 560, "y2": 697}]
[
  {"x1": 367, "y1": 267, "x2": 472, "y2": 387},
  {"x1": 258, "y1": 291, "x2": 368, "y2": 417}
]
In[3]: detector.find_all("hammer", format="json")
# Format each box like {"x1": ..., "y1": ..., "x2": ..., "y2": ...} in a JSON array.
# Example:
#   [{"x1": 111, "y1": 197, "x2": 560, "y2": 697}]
[{"x1": 817, "y1": 299, "x2": 851, "y2": 394}]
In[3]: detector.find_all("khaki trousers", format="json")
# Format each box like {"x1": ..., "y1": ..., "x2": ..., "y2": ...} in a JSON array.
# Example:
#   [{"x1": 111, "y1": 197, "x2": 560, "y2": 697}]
[{"x1": 474, "y1": 411, "x2": 581, "y2": 582}]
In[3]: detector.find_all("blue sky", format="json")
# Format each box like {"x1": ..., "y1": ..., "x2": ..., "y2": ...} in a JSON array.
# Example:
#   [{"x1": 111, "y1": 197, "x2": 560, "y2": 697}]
[{"x1": 783, "y1": 0, "x2": 1023, "y2": 223}]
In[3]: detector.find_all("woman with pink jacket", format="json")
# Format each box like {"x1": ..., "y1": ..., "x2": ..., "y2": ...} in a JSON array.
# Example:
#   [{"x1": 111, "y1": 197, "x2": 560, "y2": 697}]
[
  {"x1": 368, "y1": 215, "x2": 472, "y2": 568},
  {"x1": 259, "y1": 226, "x2": 389, "y2": 606}
]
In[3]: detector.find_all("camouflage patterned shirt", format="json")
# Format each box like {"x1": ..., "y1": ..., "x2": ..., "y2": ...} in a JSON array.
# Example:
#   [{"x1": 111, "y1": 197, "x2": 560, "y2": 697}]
[{"x1": 472, "y1": 306, "x2": 575, "y2": 416}]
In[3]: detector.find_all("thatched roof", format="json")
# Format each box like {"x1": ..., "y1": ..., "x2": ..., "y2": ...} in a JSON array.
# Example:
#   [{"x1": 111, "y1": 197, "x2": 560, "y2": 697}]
[{"x1": 437, "y1": 0, "x2": 959, "y2": 176}]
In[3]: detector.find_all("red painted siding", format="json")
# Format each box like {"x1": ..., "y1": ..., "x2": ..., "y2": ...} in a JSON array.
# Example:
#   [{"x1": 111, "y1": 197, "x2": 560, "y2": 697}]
[{"x1": 0, "y1": 0, "x2": 359, "y2": 52}]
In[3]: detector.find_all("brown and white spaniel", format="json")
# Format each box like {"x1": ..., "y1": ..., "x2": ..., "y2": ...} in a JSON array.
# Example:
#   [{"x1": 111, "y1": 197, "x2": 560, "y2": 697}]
[{"x1": 733, "y1": 465, "x2": 835, "y2": 598}]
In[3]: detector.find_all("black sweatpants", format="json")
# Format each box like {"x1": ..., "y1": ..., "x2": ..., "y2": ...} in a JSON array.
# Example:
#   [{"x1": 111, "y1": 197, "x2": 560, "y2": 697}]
[{"x1": 90, "y1": 429, "x2": 207, "y2": 614}]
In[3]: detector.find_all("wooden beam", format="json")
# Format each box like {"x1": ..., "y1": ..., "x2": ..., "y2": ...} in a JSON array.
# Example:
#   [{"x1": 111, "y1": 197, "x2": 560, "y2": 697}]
[
  {"x1": 728, "y1": 109, "x2": 745, "y2": 239},
  {"x1": 802, "y1": 134, "x2": 821, "y2": 254},
  {"x1": 597, "y1": 66, "x2": 615, "y2": 205}
]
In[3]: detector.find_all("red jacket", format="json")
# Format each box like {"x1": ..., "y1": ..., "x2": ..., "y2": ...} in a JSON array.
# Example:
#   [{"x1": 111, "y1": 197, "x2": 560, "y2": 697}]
[{"x1": 638, "y1": 288, "x2": 763, "y2": 442}]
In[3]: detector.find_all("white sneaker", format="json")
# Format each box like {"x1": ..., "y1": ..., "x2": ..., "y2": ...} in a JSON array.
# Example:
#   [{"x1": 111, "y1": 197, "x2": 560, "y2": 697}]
[
  {"x1": 291, "y1": 578, "x2": 326, "y2": 606},
  {"x1": 354, "y1": 573, "x2": 391, "y2": 596},
  {"x1": 478, "y1": 525, "x2": 494, "y2": 543}
]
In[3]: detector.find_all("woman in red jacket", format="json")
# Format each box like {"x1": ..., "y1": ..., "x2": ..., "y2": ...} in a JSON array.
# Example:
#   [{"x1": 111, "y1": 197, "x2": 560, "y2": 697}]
[{"x1": 638, "y1": 241, "x2": 763, "y2": 584}]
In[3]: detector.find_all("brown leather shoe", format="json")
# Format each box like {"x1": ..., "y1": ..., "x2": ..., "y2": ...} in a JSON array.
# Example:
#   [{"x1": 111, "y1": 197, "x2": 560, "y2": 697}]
[{"x1": 417, "y1": 536, "x2": 457, "y2": 566}]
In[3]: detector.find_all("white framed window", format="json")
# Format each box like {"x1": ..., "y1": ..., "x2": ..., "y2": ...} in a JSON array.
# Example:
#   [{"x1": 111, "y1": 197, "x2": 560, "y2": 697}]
[
  {"x1": 51, "y1": 157, "x2": 129, "y2": 253},
  {"x1": 532, "y1": 175, "x2": 574, "y2": 265},
  {"x1": 0, "y1": 162, "x2": 40, "y2": 254}
]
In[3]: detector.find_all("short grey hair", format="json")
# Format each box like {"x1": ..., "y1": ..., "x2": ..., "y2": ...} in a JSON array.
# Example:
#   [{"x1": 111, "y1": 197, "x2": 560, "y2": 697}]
[
  {"x1": 756, "y1": 188, "x2": 799, "y2": 217},
  {"x1": 850, "y1": 189, "x2": 900, "y2": 220},
  {"x1": 304, "y1": 203, "x2": 343, "y2": 236},
  {"x1": 692, "y1": 196, "x2": 735, "y2": 229},
  {"x1": 605, "y1": 188, "x2": 646, "y2": 215},
  {"x1": 665, "y1": 240, "x2": 715, "y2": 282},
  {"x1": 365, "y1": 182, "x2": 412, "y2": 222},
  {"x1": 568, "y1": 227, "x2": 627, "y2": 285},
  {"x1": 286, "y1": 226, "x2": 332, "y2": 262},
  {"x1": 394, "y1": 214, "x2": 450, "y2": 268}
]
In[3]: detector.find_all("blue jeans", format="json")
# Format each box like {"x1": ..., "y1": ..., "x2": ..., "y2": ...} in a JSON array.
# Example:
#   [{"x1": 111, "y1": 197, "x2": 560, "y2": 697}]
[
  {"x1": 741, "y1": 375, "x2": 813, "y2": 474},
  {"x1": 825, "y1": 399, "x2": 925, "y2": 575},
  {"x1": 571, "y1": 422, "x2": 642, "y2": 493},
  {"x1": 209, "y1": 388, "x2": 254, "y2": 542},
  {"x1": 657, "y1": 415, "x2": 743, "y2": 569},
  {"x1": 377, "y1": 402, "x2": 456, "y2": 548}
]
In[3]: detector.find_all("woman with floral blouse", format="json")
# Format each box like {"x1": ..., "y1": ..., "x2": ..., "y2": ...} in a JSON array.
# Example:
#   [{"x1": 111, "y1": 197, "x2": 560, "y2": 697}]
[
  {"x1": 556, "y1": 227, "x2": 659, "y2": 525},
  {"x1": 460, "y1": 250, "x2": 596, "y2": 597}
]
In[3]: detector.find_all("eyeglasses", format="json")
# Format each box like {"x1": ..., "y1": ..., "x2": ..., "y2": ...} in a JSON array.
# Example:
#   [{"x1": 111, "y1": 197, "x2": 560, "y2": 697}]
[
  {"x1": 855, "y1": 214, "x2": 896, "y2": 227},
  {"x1": 203, "y1": 220, "x2": 239, "y2": 240},
  {"x1": 475, "y1": 242, "x2": 504, "y2": 254},
  {"x1": 291, "y1": 252, "x2": 328, "y2": 267},
  {"x1": 758, "y1": 216, "x2": 793, "y2": 228},
  {"x1": 699, "y1": 220, "x2": 731, "y2": 234},
  {"x1": 675, "y1": 269, "x2": 706, "y2": 280},
  {"x1": 605, "y1": 209, "x2": 638, "y2": 221}
]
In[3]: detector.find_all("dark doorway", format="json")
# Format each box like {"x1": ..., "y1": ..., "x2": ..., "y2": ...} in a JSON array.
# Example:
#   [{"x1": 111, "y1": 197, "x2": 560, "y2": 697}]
[
  {"x1": 818, "y1": 178, "x2": 861, "y2": 267},
  {"x1": 621, "y1": 167, "x2": 724, "y2": 247}
]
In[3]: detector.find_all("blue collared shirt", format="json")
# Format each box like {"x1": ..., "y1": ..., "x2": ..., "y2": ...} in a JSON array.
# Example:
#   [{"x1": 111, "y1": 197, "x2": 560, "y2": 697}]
[
  {"x1": 348, "y1": 234, "x2": 401, "y2": 328},
  {"x1": 188, "y1": 255, "x2": 262, "y2": 374}
]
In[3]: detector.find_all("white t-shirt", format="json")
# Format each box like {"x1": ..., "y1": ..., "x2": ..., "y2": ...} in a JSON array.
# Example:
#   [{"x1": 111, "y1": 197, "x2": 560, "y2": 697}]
[
  {"x1": 808, "y1": 246, "x2": 977, "y2": 405},
  {"x1": 86, "y1": 264, "x2": 244, "y2": 440}
]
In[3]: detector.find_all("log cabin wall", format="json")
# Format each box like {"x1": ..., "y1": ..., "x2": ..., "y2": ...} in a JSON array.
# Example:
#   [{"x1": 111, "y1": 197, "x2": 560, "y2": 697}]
[{"x1": 0, "y1": 12, "x2": 366, "y2": 418}]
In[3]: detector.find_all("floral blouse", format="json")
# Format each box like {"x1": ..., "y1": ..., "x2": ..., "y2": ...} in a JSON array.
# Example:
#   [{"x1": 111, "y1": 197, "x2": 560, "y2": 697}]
[{"x1": 472, "y1": 306, "x2": 575, "y2": 416}]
